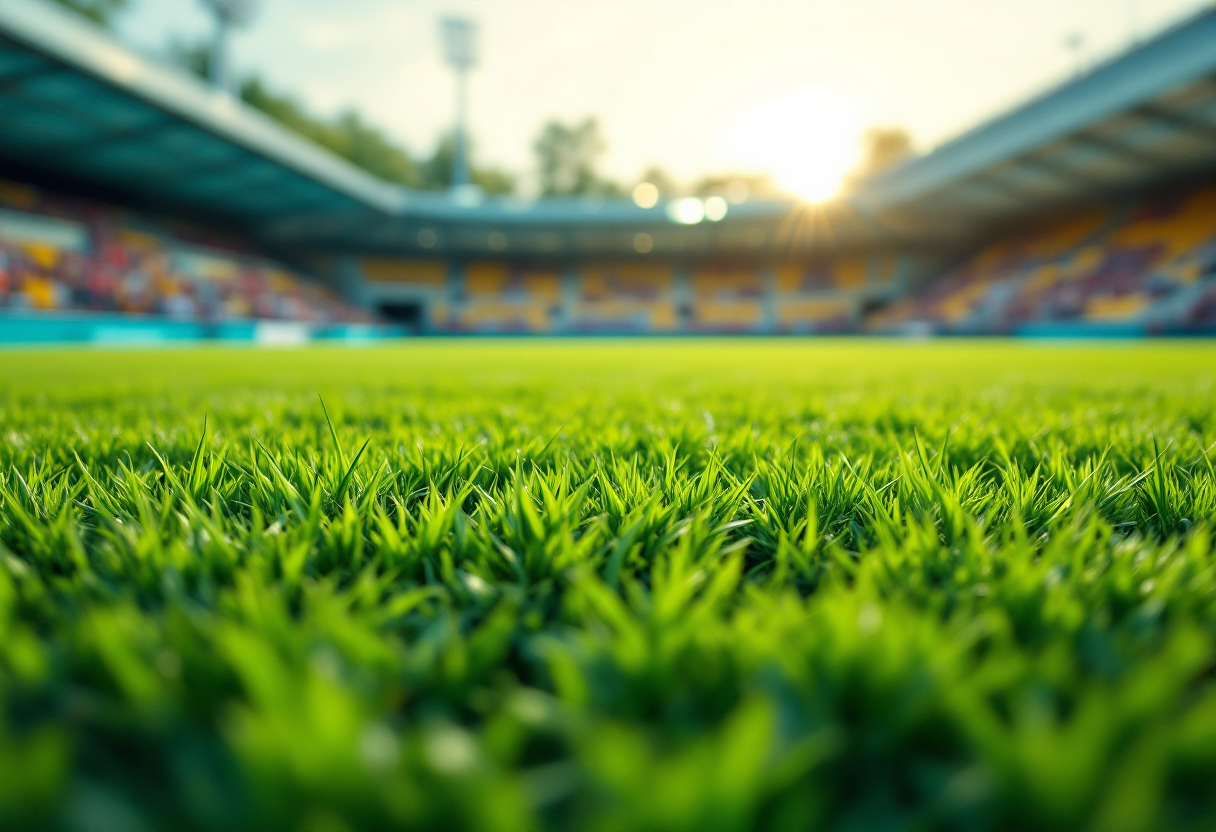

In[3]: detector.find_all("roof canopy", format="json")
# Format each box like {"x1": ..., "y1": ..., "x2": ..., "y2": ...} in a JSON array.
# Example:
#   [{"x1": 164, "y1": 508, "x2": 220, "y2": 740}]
[
  {"x1": 4, "y1": 0, "x2": 1216, "y2": 258},
  {"x1": 856, "y1": 8, "x2": 1216, "y2": 241},
  {"x1": 0, "y1": 0, "x2": 796, "y2": 258}
]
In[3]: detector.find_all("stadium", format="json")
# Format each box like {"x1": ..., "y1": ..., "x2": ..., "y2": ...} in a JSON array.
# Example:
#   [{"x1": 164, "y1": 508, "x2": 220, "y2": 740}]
[
  {"x1": 4, "y1": 0, "x2": 1216, "y2": 342},
  {"x1": 3, "y1": 2, "x2": 1216, "y2": 831}
]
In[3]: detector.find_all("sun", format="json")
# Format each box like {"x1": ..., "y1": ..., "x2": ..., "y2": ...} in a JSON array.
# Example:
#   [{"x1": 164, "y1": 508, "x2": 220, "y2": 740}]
[{"x1": 722, "y1": 89, "x2": 864, "y2": 203}]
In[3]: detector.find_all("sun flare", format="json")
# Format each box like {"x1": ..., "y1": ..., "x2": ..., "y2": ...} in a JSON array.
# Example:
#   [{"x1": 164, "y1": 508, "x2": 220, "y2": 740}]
[{"x1": 722, "y1": 89, "x2": 864, "y2": 203}]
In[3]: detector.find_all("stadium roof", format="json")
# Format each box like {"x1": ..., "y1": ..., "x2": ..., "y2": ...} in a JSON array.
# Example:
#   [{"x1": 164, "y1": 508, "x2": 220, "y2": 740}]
[
  {"x1": 855, "y1": 6, "x2": 1216, "y2": 242},
  {"x1": 0, "y1": 0, "x2": 403, "y2": 218},
  {"x1": 0, "y1": 0, "x2": 795, "y2": 259},
  {"x1": 5, "y1": 0, "x2": 1216, "y2": 259}
]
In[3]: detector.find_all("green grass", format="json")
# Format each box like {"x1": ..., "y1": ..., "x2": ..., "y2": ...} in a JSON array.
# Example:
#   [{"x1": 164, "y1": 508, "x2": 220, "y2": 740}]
[{"x1": 2, "y1": 339, "x2": 1216, "y2": 832}]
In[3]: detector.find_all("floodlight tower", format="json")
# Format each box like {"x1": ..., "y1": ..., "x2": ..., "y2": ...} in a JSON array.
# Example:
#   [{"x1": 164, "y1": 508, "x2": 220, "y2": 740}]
[
  {"x1": 441, "y1": 17, "x2": 478, "y2": 189},
  {"x1": 199, "y1": 0, "x2": 259, "y2": 94},
  {"x1": 1064, "y1": 32, "x2": 1086, "y2": 77}
]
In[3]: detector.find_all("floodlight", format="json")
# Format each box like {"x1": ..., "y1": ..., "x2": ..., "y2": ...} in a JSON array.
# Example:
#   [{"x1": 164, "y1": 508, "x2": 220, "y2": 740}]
[
  {"x1": 441, "y1": 17, "x2": 478, "y2": 71},
  {"x1": 668, "y1": 198, "x2": 705, "y2": 225},
  {"x1": 198, "y1": 0, "x2": 259, "y2": 92},
  {"x1": 440, "y1": 17, "x2": 479, "y2": 189},
  {"x1": 632, "y1": 182, "x2": 660, "y2": 209},
  {"x1": 200, "y1": 0, "x2": 258, "y2": 26}
]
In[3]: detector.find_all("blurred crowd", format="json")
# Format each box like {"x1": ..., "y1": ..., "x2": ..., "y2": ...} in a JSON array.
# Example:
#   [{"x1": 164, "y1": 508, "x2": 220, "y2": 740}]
[
  {"x1": 0, "y1": 180, "x2": 373, "y2": 324},
  {"x1": 7, "y1": 176, "x2": 1216, "y2": 336},
  {"x1": 868, "y1": 187, "x2": 1216, "y2": 334}
]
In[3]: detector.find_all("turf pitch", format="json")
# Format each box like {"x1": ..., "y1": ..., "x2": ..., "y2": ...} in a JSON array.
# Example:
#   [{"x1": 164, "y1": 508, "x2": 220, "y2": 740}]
[{"x1": 1, "y1": 340, "x2": 1215, "y2": 831}]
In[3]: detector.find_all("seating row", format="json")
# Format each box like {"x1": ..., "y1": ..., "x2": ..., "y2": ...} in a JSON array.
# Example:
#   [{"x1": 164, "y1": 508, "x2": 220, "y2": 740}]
[{"x1": 0, "y1": 180, "x2": 372, "y2": 324}]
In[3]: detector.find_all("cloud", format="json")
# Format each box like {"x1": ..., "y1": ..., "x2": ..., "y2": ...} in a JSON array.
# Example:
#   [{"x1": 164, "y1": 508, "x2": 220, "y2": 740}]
[{"x1": 299, "y1": 20, "x2": 355, "y2": 50}]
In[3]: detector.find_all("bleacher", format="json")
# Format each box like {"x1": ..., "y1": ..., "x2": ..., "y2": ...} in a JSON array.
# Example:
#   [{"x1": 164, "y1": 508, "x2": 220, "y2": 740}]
[
  {"x1": 345, "y1": 254, "x2": 888, "y2": 336},
  {"x1": 5, "y1": 0, "x2": 1216, "y2": 342},
  {"x1": 690, "y1": 266, "x2": 765, "y2": 332},
  {"x1": 773, "y1": 258, "x2": 868, "y2": 333},
  {"x1": 0, "y1": 180, "x2": 375, "y2": 334},
  {"x1": 12, "y1": 164, "x2": 1213, "y2": 340},
  {"x1": 774, "y1": 298, "x2": 856, "y2": 333},
  {"x1": 351, "y1": 258, "x2": 877, "y2": 335},
  {"x1": 867, "y1": 189, "x2": 1216, "y2": 335},
  {"x1": 447, "y1": 262, "x2": 562, "y2": 333},
  {"x1": 571, "y1": 263, "x2": 677, "y2": 332}
]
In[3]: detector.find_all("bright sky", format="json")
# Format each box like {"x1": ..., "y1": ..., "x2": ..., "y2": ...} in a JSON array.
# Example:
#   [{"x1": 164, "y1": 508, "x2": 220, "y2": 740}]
[{"x1": 115, "y1": 0, "x2": 1211, "y2": 196}]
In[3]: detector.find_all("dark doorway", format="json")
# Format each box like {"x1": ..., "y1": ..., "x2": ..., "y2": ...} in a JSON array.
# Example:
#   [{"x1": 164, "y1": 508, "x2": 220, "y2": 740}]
[
  {"x1": 379, "y1": 301, "x2": 424, "y2": 331},
  {"x1": 860, "y1": 297, "x2": 887, "y2": 317}
]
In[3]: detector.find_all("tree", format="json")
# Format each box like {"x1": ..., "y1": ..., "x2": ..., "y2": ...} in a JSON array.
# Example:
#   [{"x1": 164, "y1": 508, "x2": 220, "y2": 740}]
[
  {"x1": 49, "y1": 0, "x2": 128, "y2": 26},
  {"x1": 167, "y1": 38, "x2": 212, "y2": 80},
  {"x1": 416, "y1": 133, "x2": 516, "y2": 195},
  {"x1": 636, "y1": 166, "x2": 679, "y2": 198},
  {"x1": 855, "y1": 127, "x2": 915, "y2": 177},
  {"x1": 241, "y1": 78, "x2": 420, "y2": 186},
  {"x1": 692, "y1": 173, "x2": 782, "y2": 201},
  {"x1": 166, "y1": 44, "x2": 512, "y2": 194},
  {"x1": 533, "y1": 117, "x2": 621, "y2": 197}
]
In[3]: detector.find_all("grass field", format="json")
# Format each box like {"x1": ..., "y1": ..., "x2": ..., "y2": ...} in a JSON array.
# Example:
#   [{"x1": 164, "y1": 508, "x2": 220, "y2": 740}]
[{"x1": 2, "y1": 340, "x2": 1216, "y2": 832}]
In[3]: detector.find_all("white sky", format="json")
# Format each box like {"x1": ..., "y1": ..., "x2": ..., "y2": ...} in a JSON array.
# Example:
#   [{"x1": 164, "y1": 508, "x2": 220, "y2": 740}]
[{"x1": 115, "y1": 0, "x2": 1212, "y2": 192}]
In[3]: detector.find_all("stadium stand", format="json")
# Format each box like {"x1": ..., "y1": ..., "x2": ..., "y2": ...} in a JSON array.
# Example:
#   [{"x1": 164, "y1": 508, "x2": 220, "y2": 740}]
[
  {"x1": 769, "y1": 258, "x2": 872, "y2": 333},
  {"x1": 690, "y1": 266, "x2": 765, "y2": 332},
  {"x1": 776, "y1": 259, "x2": 869, "y2": 293},
  {"x1": 438, "y1": 262, "x2": 562, "y2": 333},
  {"x1": 864, "y1": 214, "x2": 1112, "y2": 333},
  {"x1": 4, "y1": 0, "x2": 1216, "y2": 340},
  {"x1": 1180, "y1": 279, "x2": 1216, "y2": 331},
  {"x1": 348, "y1": 257, "x2": 881, "y2": 335},
  {"x1": 360, "y1": 259, "x2": 447, "y2": 288},
  {"x1": 0, "y1": 179, "x2": 374, "y2": 330},
  {"x1": 571, "y1": 263, "x2": 678, "y2": 333},
  {"x1": 866, "y1": 188, "x2": 1216, "y2": 335},
  {"x1": 774, "y1": 297, "x2": 856, "y2": 334}
]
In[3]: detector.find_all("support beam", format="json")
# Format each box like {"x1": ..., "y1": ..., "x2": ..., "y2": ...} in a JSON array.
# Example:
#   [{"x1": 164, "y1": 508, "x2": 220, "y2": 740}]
[
  {"x1": 0, "y1": 64, "x2": 60, "y2": 94},
  {"x1": 37, "y1": 119, "x2": 178, "y2": 157},
  {"x1": 1131, "y1": 103, "x2": 1216, "y2": 141},
  {"x1": 1069, "y1": 132, "x2": 1170, "y2": 168},
  {"x1": 1, "y1": 83, "x2": 165, "y2": 153},
  {"x1": 1014, "y1": 155, "x2": 1106, "y2": 189}
]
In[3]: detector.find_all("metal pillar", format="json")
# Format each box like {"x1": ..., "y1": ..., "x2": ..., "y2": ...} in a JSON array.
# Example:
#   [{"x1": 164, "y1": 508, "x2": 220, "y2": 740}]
[
  {"x1": 210, "y1": 16, "x2": 230, "y2": 90},
  {"x1": 441, "y1": 17, "x2": 478, "y2": 190},
  {"x1": 452, "y1": 70, "x2": 470, "y2": 187}
]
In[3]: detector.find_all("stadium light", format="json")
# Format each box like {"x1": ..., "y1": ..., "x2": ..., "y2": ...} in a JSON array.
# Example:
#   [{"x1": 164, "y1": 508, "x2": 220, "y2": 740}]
[
  {"x1": 441, "y1": 17, "x2": 478, "y2": 190},
  {"x1": 1064, "y1": 32, "x2": 1086, "y2": 77},
  {"x1": 199, "y1": 0, "x2": 259, "y2": 93},
  {"x1": 632, "y1": 182, "x2": 660, "y2": 209},
  {"x1": 668, "y1": 198, "x2": 705, "y2": 225}
]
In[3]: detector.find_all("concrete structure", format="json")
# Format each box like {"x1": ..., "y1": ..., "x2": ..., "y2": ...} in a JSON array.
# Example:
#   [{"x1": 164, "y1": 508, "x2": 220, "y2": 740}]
[{"x1": 3, "y1": 0, "x2": 1216, "y2": 333}]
